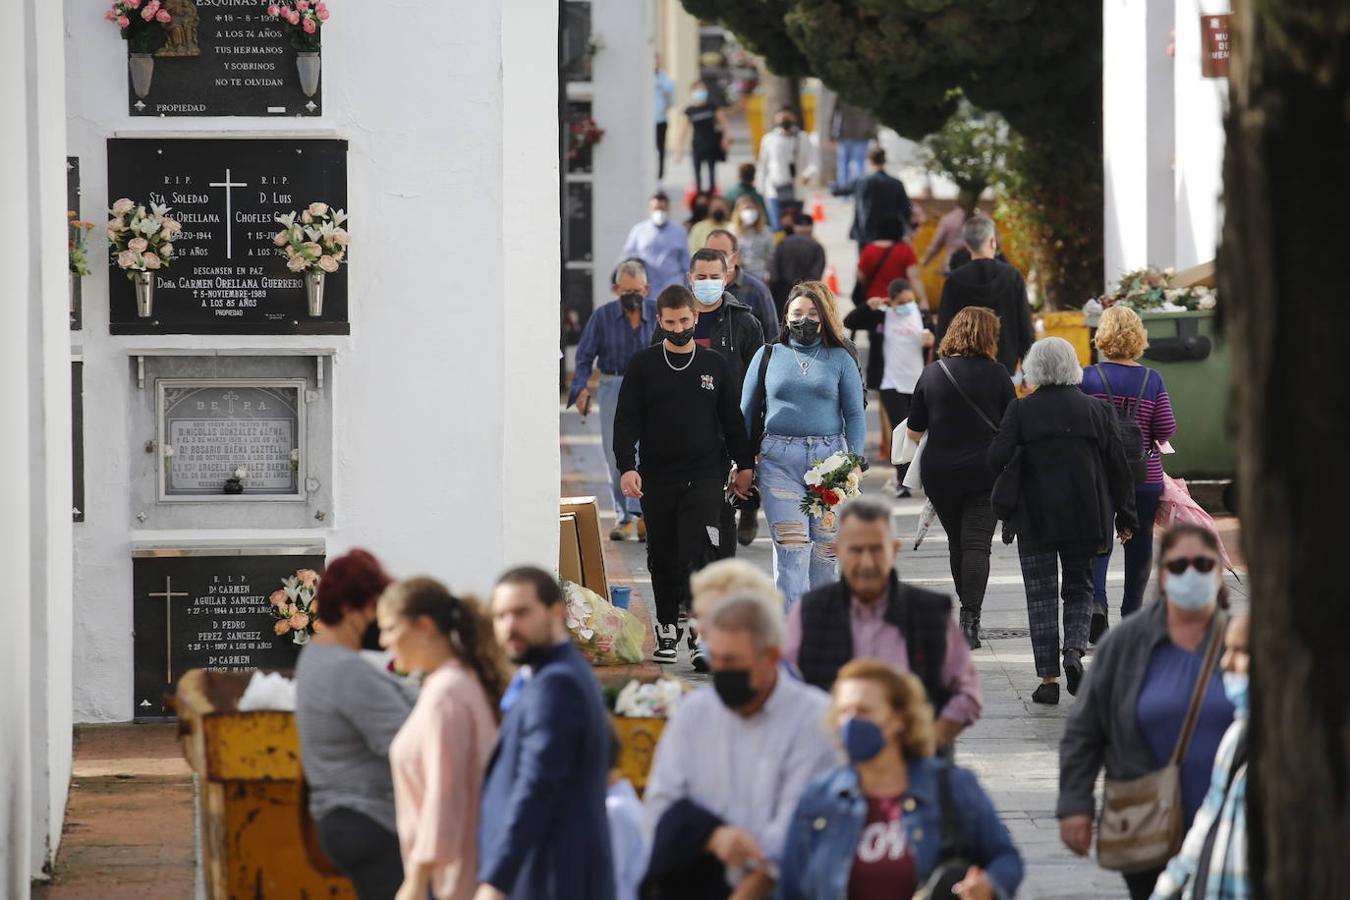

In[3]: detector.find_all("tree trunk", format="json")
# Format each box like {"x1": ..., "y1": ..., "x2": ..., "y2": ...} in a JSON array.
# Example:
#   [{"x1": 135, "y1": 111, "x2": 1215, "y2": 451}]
[{"x1": 1220, "y1": 2, "x2": 1350, "y2": 895}]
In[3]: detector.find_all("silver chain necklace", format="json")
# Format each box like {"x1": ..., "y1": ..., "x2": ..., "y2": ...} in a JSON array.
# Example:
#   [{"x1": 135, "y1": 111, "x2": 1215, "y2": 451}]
[
  {"x1": 790, "y1": 342, "x2": 820, "y2": 376},
  {"x1": 663, "y1": 342, "x2": 696, "y2": 372}
]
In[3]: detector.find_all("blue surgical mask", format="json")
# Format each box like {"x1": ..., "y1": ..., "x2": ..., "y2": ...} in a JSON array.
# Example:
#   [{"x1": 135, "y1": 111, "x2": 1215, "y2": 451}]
[
  {"x1": 1166, "y1": 568, "x2": 1220, "y2": 610},
  {"x1": 894, "y1": 302, "x2": 917, "y2": 316},
  {"x1": 840, "y1": 717, "x2": 886, "y2": 764},
  {"x1": 692, "y1": 279, "x2": 723, "y2": 306},
  {"x1": 1222, "y1": 671, "x2": 1249, "y2": 716},
  {"x1": 691, "y1": 89, "x2": 709, "y2": 104}
]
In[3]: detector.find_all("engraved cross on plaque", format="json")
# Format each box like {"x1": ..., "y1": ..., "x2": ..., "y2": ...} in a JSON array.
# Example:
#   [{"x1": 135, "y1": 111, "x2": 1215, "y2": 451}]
[
  {"x1": 208, "y1": 168, "x2": 249, "y2": 259},
  {"x1": 148, "y1": 576, "x2": 189, "y2": 684},
  {"x1": 221, "y1": 390, "x2": 240, "y2": 414}
]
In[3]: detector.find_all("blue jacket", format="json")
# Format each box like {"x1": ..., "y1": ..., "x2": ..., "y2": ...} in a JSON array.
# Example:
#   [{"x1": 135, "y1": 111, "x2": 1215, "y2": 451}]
[
  {"x1": 477, "y1": 641, "x2": 615, "y2": 900},
  {"x1": 776, "y1": 759, "x2": 1023, "y2": 900}
]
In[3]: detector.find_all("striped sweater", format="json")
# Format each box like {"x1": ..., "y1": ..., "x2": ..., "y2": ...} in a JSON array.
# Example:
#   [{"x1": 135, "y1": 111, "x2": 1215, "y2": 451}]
[{"x1": 1080, "y1": 362, "x2": 1177, "y2": 486}]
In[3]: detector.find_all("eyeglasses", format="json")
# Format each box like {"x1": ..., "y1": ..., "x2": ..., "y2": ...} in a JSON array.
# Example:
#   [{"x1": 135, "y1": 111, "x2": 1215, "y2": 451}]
[{"x1": 1164, "y1": 556, "x2": 1217, "y2": 575}]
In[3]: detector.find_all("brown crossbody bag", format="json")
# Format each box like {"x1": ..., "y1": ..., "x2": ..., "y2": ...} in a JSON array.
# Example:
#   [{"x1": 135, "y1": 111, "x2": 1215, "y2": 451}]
[{"x1": 1097, "y1": 611, "x2": 1227, "y2": 873}]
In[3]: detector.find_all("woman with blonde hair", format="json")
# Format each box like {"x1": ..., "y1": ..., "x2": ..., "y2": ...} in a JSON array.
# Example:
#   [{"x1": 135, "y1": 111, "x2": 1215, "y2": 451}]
[
  {"x1": 778, "y1": 659, "x2": 1023, "y2": 899},
  {"x1": 1080, "y1": 305, "x2": 1177, "y2": 642},
  {"x1": 377, "y1": 577, "x2": 510, "y2": 900},
  {"x1": 741, "y1": 281, "x2": 866, "y2": 605},
  {"x1": 731, "y1": 193, "x2": 774, "y2": 282},
  {"x1": 906, "y1": 307, "x2": 1017, "y2": 648}
]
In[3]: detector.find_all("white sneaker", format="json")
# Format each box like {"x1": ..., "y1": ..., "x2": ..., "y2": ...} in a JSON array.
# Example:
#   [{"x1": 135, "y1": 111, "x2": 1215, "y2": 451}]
[
  {"x1": 653, "y1": 624, "x2": 679, "y2": 664},
  {"x1": 882, "y1": 476, "x2": 898, "y2": 495}
]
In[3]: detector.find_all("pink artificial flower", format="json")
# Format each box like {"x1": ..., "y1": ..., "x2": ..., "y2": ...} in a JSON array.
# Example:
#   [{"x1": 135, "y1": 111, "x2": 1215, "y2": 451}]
[
  {"x1": 286, "y1": 9, "x2": 300, "y2": 24},
  {"x1": 155, "y1": 8, "x2": 171, "y2": 22},
  {"x1": 317, "y1": 254, "x2": 339, "y2": 273},
  {"x1": 267, "y1": 3, "x2": 279, "y2": 16},
  {"x1": 142, "y1": 252, "x2": 162, "y2": 270},
  {"x1": 104, "y1": 9, "x2": 117, "y2": 21},
  {"x1": 286, "y1": 255, "x2": 308, "y2": 273},
  {"x1": 127, "y1": 236, "x2": 149, "y2": 253},
  {"x1": 144, "y1": 0, "x2": 159, "y2": 12},
  {"x1": 290, "y1": 612, "x2": 310, "y2": 630},
  {"x1": 296, "y1": 0, "x2": 309, "y2": 10},
  {"x1": 141, "y1": 6, "x2": 154, "y2": 20},
  {"x1": 116, "y1": 250, "x2": 136, "y2": 269},
  {"x1": 301, "y1": 17, "x2": 317, "y2": 33},
  {"x1": 316, "y1": 6, "x2": 329, "y2": 20},
  {"x1": 116, "y1": 14, "x2": 130, "y2": 26},
  {"x1": 125, "y1": 0, "x2": 141, "y2": 8}
]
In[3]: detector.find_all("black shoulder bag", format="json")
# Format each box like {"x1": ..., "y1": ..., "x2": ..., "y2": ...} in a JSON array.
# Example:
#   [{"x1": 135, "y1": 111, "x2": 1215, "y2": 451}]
[
  {"x1": 915, "y1": 762, "x2": 975, "y2": 900},
  {"x1": 749, "y1": 344, "x2": 775, "y2": 457},
  {"x1": 1096, "y1": 365, "x2": 1154, "y2": 484}
]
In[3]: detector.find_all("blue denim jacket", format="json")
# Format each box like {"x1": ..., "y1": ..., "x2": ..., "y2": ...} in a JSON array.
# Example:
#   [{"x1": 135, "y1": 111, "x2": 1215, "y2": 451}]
[{"x1": 776, "y1": 759, "x2": 1024, "y2": 900}]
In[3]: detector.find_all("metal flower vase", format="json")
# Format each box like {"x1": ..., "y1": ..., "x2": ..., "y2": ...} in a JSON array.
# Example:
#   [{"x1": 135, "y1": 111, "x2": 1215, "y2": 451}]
[
  {"x1": 68, "y1": 273, "x2": 76, "y2": 318},
  {"x1": 129, "y1": 53, "x2": 155, "y2": 99},
  {"x1": 133, "y1": 270, "x2": 156, "y2": 318},
  {"x1": 305, "y1": 271, "x2": 325, "y2": 317},
  {"x1": 296, "y1": 52, "x2": 321, "y2": 98}
]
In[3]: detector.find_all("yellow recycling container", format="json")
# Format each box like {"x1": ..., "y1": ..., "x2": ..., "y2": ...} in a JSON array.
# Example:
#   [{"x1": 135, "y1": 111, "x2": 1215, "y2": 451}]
[
  {"x1": 611, "y1": 715, "x2": 667, "y2": 795},
  {"x1": 177, "y1": 669, "x2": 355, "y2": 900},
  {"x1": 1038, "y1": 310, "x2": 1093, "y2": 367}
]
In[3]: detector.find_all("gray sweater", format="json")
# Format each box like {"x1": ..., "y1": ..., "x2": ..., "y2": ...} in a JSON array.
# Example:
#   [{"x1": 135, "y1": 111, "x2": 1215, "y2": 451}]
[
  {"x1": 294, "y1": 642, "x2": 414, "y2": 833},
  {"x1": 1057, "y1": 600, "x2": 1227, "y2": 818}
]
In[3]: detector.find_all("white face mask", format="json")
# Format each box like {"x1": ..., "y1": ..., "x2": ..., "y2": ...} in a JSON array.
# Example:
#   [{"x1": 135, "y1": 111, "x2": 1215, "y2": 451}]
[
  {"x1": 738, "y1": 207, "x2": 759, "y2": 226},
  {"x1": 650, "y1": 209, "x2": 668, "y2": 227}
]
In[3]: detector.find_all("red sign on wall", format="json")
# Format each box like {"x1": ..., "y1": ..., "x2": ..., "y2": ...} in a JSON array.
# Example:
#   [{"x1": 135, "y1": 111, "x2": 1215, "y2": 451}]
[{"x1": 1201, "y1": 14, "x2": 1232, "y2": 78}]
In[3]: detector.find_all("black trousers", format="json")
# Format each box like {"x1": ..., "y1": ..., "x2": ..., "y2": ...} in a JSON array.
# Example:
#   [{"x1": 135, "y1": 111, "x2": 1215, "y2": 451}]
[
  {"x1": 879, "y1": 389, "x2": 912, "y2": 482},
  {"x1": 1123, "y1": 867, "x2": 1164, "y2": 900},
  {"x1": 928, "y1": 490, "x2": 997, "y2": 618},
  {"x1": 641, "y1": 479, "x2": 723, "y2": 626},
  {"x1": 692, "y1": 150, "x2": 718, "y2": 192},
  {"x1": 656, "y1": 122, "x2": 668, "y2": 180},
  {"x1": 316, "y1": 807, "x2": 404, "y2": 900}
]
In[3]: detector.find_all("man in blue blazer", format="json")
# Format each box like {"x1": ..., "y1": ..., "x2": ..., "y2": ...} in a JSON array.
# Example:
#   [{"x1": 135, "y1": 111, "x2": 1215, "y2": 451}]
[{"x1": 475, "y1": 567, "x2": 615, "y2": 900}]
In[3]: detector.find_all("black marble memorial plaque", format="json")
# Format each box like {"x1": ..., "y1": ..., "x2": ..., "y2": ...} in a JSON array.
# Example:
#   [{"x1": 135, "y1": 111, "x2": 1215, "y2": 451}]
[
  {"x1": 127, "y1": 0, "x2": 322, "y2": 117},
  {"x1": 565, "y1": 180, "x2": 593, "y2": 263},
  {"x1": 107, "y1": 138, "x2": 348, "y2": 334},
  {"x1": 68, "y1": 157, "x2": 82, "y2": 331},
  {"x1": 159, "y1": 380, "x2": 304, "y2": 499},
  {"x1": 133, "y1": 550, "x2": 324, "y2": 718}
]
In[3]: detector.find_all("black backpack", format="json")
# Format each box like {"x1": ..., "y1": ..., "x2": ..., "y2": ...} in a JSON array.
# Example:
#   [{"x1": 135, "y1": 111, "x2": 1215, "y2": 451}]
[{"x1": 1094, "y1": 365, "x2": 1153, "y2": 484}]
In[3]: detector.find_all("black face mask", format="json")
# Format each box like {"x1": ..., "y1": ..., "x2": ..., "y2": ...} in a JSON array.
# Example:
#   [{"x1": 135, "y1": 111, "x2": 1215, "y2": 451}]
[
  {"x1": 665, "y1": 327, "x2": 695, "y2": 347},
  {"x1": 619, "y1": 291, "x2": 643, "y2": 312},
  {"x1": 787, "y1": 318, "x2": 821, "y2": 343},
  {"x1": 777, "y1": 120, "x2": 796, "y2": 132},
  {"x1": 711, "y1": 208, "x2": 728, "y2": 223},
  {"x1": 360, "y1": 618, "x2": 383, "y2": 651},
  {"x1": 713, "y1": 668, "x2": 758, "y2": 709}
]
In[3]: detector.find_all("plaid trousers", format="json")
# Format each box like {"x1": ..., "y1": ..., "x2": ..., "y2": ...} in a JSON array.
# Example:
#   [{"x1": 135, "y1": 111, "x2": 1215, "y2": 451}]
[{"x1": 1017, "y1": 543, "x2": 1095, "y2": 678}]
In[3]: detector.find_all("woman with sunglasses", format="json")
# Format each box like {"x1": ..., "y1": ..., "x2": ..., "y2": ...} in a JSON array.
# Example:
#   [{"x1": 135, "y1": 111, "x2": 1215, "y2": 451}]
[
  {"x1": 1056, "y1": 523, "x2": 1236, "y2": 900},
  {"x1": 741, "y1": 280, "x2": 866, "y2": 605}
]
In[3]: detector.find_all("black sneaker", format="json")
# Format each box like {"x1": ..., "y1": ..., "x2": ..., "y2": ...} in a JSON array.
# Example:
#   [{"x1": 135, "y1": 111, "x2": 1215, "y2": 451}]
[
  {"x1": 1064, "y1": 652, "x2": 1085, "y2": 697},
  {"x1": 690, "y1": 647, "x2": 710, "y2": 673},
  {"x1": 960, "y1": 614, "x2": 982, "y2": 650},
  {"x1": 737, "y1": 509, "x2": 759, "y2": 546},
  {"x1": 653, "y1": 624, "x2": 678, "y2": 664},
  {"x1": 1089, "y1": 611, "x2": 1109, "y2": 645},
  {"x1": 1031, "y1": 682, "x2": 1060, "y2": 705}
]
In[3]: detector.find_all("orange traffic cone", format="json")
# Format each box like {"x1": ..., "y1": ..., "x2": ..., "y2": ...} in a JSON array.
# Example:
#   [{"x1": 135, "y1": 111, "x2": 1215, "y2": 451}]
[
  {"x1": 812, "y1": 193, "x2": 826, "y2": 222},
  {"x1": 825, "y1": 264, "x2": 840, "y2": 295}
]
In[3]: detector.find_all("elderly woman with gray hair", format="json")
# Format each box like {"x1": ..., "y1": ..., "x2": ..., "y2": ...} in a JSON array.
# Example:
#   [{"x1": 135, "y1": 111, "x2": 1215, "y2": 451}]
[{"x1": 988, "y1": 337, "x2": 1138, "y2": 705}]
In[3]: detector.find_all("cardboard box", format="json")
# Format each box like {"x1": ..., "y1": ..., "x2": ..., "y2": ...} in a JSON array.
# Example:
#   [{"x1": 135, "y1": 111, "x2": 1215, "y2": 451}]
[
  {"x1": 560, "y1": 496, "x2": 609, "y2": 597},
  {"x1": 559, "y1": 513, "x2": 583, "y2": 586}
]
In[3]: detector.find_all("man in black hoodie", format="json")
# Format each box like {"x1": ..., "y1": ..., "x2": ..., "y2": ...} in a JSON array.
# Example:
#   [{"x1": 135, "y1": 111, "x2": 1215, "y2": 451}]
[{"x1": 935, "y1": 216, "x2": 1035, "y2": 375}]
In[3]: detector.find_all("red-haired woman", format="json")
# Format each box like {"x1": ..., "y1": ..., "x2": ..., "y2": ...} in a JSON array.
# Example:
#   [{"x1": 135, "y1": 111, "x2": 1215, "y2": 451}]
[{"x1": 295, "y1": 549, "x2": 413, "y2": 899}]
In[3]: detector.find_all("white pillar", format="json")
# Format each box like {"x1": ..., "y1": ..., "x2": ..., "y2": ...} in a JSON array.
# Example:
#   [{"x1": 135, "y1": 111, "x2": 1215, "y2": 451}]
[{"x1": 1172, "y1": 0, "x2": 1230, "y2": 269}]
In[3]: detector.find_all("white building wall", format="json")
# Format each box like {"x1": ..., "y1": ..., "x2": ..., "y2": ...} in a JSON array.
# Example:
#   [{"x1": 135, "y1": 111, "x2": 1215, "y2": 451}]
[
  {"x1": 1173, "y1": 0, "x2": 1230, "y2": 270},
  {"x1": 65, "y1": 1, "x2": 560, "y2": 722}
]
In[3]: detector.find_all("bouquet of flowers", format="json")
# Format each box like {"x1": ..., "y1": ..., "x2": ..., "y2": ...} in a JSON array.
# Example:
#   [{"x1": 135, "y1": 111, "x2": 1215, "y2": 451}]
[
  {"x1": 802, "y1": 451, "x2": 864, "y2": 528},
  {"x1": 68, "y1": 212, "x2": 96, "y2": 277},
  {"x1": 107, "y1": 198, "x2": 179, "y2": 277},
  {"x1": 614, "y1": 678, "x2": 685, "y2": 718},
  {"x1": 1098, "y1": 267, "x2": 1216, "y2": 312},
  {"x1": 265, "y1": 0, "x2": 331, "y2": 51},
  {"x1": 273, "y1": 203, "x2": 348, "y2": 277},
  {"x1": 105, "y1": 0, "x2": 173, "y2": 53},
  {"x1": 568, "y1": 117, "x2": 605, "y2": 161},
  {"x1": 562, "y1": 580, "x2": 646, "y2": 665},
  {"x1": 269, "y1": 568, "x2": 321, "y2": 645}
]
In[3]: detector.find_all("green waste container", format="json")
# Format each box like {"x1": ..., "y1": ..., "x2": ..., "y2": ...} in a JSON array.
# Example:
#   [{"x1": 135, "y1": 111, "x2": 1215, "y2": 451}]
[{"x1": 1090, "y1": 309, "x2": 1234, "y2": 479}]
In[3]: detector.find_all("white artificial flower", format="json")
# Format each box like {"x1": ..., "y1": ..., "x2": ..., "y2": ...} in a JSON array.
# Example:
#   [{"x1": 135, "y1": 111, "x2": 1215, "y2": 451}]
[
  {"x1": 275, "y1": 212, "x2": 297, "y2": 228},
  {"x1": 163, "y1": 445, "x2": 174, "y2": 457},
  {"x1": 234, "y1": 466, "x2": 248, "y2": 479},
  {"x1": 804, "y1": 466, "x2": 823, "y2": 486}
]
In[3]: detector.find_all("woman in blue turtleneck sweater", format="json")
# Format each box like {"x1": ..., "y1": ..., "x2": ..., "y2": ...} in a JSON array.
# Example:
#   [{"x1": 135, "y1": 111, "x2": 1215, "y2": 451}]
[{"x1": 741, "y1": 280, "x2": 866, "y2": 605}]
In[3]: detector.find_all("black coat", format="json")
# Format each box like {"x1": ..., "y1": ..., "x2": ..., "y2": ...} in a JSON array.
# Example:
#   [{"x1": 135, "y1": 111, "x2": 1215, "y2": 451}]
[
  {"x1": 986, "y1": 385, "x2": 1138, "y2": 552},
  {"x1": 849, "y1": 170, "x2": 913, "y2": 244},
  {"x1": 935, "y1": 259, "x2": 1035, "y2": 375}
]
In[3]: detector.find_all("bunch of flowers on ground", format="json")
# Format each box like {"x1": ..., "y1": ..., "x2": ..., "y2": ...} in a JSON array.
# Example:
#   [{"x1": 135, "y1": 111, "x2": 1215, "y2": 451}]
[
  {"x1": 1098, "y1": 267, "x2": 1216, "y2": 312},
  {"x1": 105, "y1": 0, "x2": 173, "y2": 52},
  {"x1": 614, "y1": 678, "x2": 684, "y2": 718},
  {"x1": 568, "y1": 118, "x2": 605, "y2": 161},
  {"x1": 265, "y1": 0, "x2": 330, "y2": 51},
  {"x1": 270, "y1": 568, "x2": 321, "y2": 645},
  {"x1": 68, "y1": 212, "x2": 96, "y2": 277},
  {"x1": 273, "y1": 203, "x2": 348, "y2": 277},
  {"x1": 107, "y1": 199, "x2": 179, "y2": 276},
  {"x1": 562, "y1": 580, "x2": 646, "y2": 665},
  {"x1": 802, "y1": 451, "x2": 864, "y2": 528}
]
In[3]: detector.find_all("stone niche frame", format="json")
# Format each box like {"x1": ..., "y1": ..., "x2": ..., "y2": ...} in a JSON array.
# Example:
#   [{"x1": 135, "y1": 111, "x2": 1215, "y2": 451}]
[{"x1": 129, "y1": 352, "x2": 334, "y2": 530}]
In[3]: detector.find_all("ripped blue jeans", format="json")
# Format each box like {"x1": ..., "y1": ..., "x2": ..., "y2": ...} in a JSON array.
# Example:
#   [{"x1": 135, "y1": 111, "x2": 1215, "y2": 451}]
[{"x1": 759, "y1": 433, "x2": 845, "y2": 607}]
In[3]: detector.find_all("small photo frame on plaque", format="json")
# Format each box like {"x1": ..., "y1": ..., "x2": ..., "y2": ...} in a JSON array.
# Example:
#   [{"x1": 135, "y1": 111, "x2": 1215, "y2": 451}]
[{"x1": 157, "y1": 378, "x2": 306, "y2": 502}]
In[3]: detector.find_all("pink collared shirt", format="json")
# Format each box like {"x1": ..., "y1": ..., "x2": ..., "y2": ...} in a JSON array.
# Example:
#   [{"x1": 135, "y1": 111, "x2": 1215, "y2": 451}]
[
  {"x1": 783, "y1": 592, "x2": 983, "y2": 727},
  {"x1": 390, "y1": 660, "x2": 499, "y2": 900}
]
